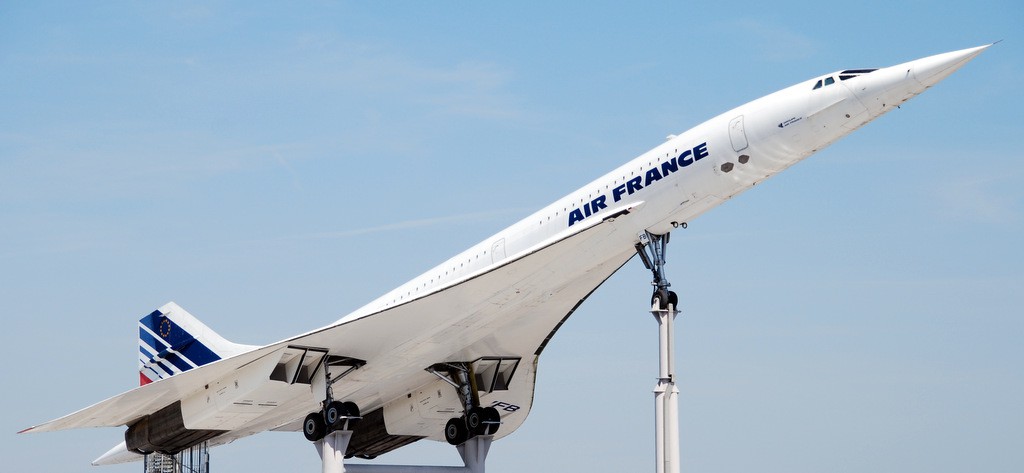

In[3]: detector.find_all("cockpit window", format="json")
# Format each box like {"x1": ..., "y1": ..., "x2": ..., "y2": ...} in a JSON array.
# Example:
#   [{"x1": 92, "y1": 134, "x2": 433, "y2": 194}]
[
  {"x1": 839, "y1": 68, "x2": 878, "y2": 81},
  {"x1": 813, "y1": 76, "x2": 836, "y2": 90},
  {"x1": 814, "y1": 68, "x2": 878, "y2": 90}
]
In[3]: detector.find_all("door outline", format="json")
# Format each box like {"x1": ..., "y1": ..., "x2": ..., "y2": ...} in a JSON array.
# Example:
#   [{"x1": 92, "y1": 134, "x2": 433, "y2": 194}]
[{"x1": 728, "y1": 115, "x2": 749, "y2": 152}]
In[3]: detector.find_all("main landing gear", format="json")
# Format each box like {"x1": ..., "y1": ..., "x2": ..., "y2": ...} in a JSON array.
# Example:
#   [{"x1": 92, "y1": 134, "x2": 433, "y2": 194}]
[
  {"x1": 429, "y1": 362, "x2": 501, "y2": 445},
  {"x1": 303, "y1": 400, "x2": 361, "y2": 442},
  {"x1": 312, "y1": 360, "x2": 500, "y2": 473},
  {"x1": 443, "y1": 406, "x2": 501, "y2": 445},
  {"x1": 303, "y1": 356, "x2": 364, "y2": 442}
]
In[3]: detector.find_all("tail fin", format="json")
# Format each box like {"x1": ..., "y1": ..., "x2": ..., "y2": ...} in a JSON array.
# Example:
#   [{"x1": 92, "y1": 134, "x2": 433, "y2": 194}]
[{"x1": 138, "y1": 302, "x2": 256, "y2": 385}]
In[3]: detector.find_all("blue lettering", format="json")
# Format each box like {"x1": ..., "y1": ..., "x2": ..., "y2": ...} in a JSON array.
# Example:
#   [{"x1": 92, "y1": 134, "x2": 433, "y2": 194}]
[
  {"x1": 626, "y1": 176, "x2": 643, "y2": 195},
  {"x1": 612, "y1": 183, "x2": 628, "y2": 202},
  {"x1": 693, "y1": 142, "x2": 709, "y2": 161},
  {"x1": 569, "y1": 142, "x2": 709, "y2": 226},
  {"x1": 568, "y1": 208, "x2": 585, "y2": 226},
  {"x1": 678, "y1": 149, "x2": 693, "y2": 167},
  {"x1": 660, "y1": 157, "x2": 678, "y2": 176},
  {"x1": 644, "y1": 167, "x2": 663, "y2": 186}
]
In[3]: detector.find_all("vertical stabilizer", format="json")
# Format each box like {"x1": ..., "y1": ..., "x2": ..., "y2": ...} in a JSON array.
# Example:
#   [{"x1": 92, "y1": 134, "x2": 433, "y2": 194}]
[{"x1": 138, "y1": 302, "x2": 256, "y2": 385}]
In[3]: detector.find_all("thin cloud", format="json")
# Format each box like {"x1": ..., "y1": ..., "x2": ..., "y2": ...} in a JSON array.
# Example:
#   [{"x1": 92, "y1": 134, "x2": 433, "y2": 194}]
[
  {"x1": 713, "y1": 19, "x2": 819, "y2": 62},
  {"x1": 935, "y1": 174, "x2": 1020, "y2": 224},
  {"x1": 283, "y1": 208, "x2": 530, "y2": 240},
  {"x1": 0, "y1": 131, "x2": 312, "y2": 203},
  {"x1": 210, "y1": 32, "x2": 526, "y2": 122}
]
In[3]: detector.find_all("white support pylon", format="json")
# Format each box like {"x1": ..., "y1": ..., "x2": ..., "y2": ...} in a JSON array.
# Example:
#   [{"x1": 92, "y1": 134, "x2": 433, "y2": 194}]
[
  {"x1": 652, "y1": 298, "x2": 680, "y2": 473},
  {"x1": 317, "y1": 432, "x2": 493, "y2": 473},
  {"x1": 317, "y1": 430, "x2": 354, "y2": 473}
]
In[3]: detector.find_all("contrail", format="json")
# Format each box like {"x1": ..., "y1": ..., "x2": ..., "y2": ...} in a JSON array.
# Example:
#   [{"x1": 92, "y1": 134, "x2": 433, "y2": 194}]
[{"x1": 291, "y1": 208, "x2": 529, "y2": 240}]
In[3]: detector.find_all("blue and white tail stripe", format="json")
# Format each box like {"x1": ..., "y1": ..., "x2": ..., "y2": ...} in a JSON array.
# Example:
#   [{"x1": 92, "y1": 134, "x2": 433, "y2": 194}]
[
  {"x1": 137, "y1": 302, "x2": 256, "y2": 386},
  {"x1": 138, "y1": 334, "x2": 199, "y2": 374},
  {"x1": 138, "y1": 321, "x2": 201, "y2": 381}
]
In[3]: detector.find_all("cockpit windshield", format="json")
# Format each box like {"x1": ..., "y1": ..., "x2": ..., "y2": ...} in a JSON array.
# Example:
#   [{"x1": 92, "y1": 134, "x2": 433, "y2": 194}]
[
  {"x1": 839, "y1": 69, "x2": 878, "y2": 80},
  {"x1": 813, "y1": 68, "x2": 878, "y2": 90}
]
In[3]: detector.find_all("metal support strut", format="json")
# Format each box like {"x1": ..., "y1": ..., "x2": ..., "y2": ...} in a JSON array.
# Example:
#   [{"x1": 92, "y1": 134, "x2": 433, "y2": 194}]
[
  {"x1": 636, "y1": 231, "x2": 681, "y2": 473},
  {"x1": 302, "y1": 354, "x2": 364, "y2": 460},
  {"x1": 314, "y1": 363, "x2": 498, "y2": 473},
  {"x1": 317, "y1": 431, "x2": 493, "y2": 473}
]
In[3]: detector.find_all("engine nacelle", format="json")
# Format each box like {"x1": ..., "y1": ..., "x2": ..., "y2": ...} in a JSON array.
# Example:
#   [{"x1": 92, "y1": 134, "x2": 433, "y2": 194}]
[{"x1": 124, "y1": 401, "x2": 224, "y2": 455}]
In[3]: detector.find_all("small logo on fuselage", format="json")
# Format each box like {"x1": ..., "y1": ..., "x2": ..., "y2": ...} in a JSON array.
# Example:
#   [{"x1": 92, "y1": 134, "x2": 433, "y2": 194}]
[{"x1": 778, "y1": 117, "x2": 803, "y2": 128}]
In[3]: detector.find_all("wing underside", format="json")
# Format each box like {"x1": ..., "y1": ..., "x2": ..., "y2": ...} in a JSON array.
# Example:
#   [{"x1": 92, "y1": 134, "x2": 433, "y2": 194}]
[{"x1": 24, "y1": 206, "x2": 643, "y2": 459}]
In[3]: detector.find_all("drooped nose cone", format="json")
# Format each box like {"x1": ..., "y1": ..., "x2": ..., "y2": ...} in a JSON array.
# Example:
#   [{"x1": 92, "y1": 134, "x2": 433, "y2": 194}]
[
  {"x1": 910, "y1": 44, "x2": 991, "y2": 88},
  {"x1": 849, "y1": 44, "x2": 990, "y2": 119}
]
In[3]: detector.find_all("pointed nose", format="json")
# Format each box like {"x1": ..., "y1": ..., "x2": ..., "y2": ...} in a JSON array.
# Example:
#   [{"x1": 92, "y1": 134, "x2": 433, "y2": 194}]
[
  {"x1": 850, "y1": 44, "x2": 991, "y2": 119},
  {"x1": 911, "y1": 44, "x2": 991, "y2": 87}
]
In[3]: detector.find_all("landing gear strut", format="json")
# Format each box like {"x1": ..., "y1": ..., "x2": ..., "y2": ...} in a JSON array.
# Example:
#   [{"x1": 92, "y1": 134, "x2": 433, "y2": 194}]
[
  {"x1": 636, "y1": 231, "x2": 676, "y2": 311},
  {"x1": 636, "y1": 231, "x2": 681, "y2": 473},
  {"x1": 303, "y1": 356, "x2": 364, "y2": 442},
  {"x1": 429, "y1": 363, "x2": 501, "y2": 445}
]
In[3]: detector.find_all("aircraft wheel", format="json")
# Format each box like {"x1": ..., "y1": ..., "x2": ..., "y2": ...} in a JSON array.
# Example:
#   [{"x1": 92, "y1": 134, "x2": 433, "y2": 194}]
[
  {"x1": 303, "y1": 412, "x2": 327, "y2": 441},
  {"x1": 325, "y1": 401, "x2": 345, "y2": 428},
  {"x1": 341, "y1": 401, "x2": 360, "y2": 419},
  {"x1": 445, "y1": 417, "x2": 468, "y2": 445},
  {"x1": 651, "y1": 290, "x2": 679, "y2": 309},
  {"x1": 466, "y1": 407, "x2": 485, "y2": 435},
  {"x1": 481, "y1": 406, "x2": 501, "y2": 435},
  {"x1": 651, "y1": 289, "x2": 665, "y2": 308}
]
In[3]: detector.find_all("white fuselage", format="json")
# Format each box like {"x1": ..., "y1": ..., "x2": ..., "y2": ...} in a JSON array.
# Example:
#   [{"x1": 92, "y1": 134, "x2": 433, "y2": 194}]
[{"x1": 344, "y1": 46, "x2": 983, "y2": 325}]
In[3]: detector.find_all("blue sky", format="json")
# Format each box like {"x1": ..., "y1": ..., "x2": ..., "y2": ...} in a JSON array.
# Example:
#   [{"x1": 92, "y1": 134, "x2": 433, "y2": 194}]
[{"x1": 3, "y1": 2, "x2": 1022, "y2": 472}]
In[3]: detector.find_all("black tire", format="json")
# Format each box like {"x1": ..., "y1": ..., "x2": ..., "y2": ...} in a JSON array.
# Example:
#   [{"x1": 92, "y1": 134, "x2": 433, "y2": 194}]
[
  {"x1": 481, "y1": 406, "x2": 501, "y2": 435},
  {"x1": 651, "y1": 290, "x2": 679, "y2": 310},
  {"x1": 445, "y1": 417, "x2": 468, "y2": 445},
  {"x1": 651, "y1": 290, "x2": 665, "y2": 309},
  {"x1": 466, "y1": 407, "x2": 485, "y2": 435},
  {"x1": 325, "y1": 401, "x2": 345, "y2": 427},
  {"x1": 303, "y1": 412, "x2": 327, "y2": 441},
  {"x1": 341, "y1": 401, "x2": 360, "y2": 418}
]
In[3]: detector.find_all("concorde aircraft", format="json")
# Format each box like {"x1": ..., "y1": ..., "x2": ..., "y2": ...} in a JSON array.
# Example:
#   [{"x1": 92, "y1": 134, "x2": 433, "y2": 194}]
[{"x1": 21, "y1": 45, "x2": 989, "y2": 472}]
